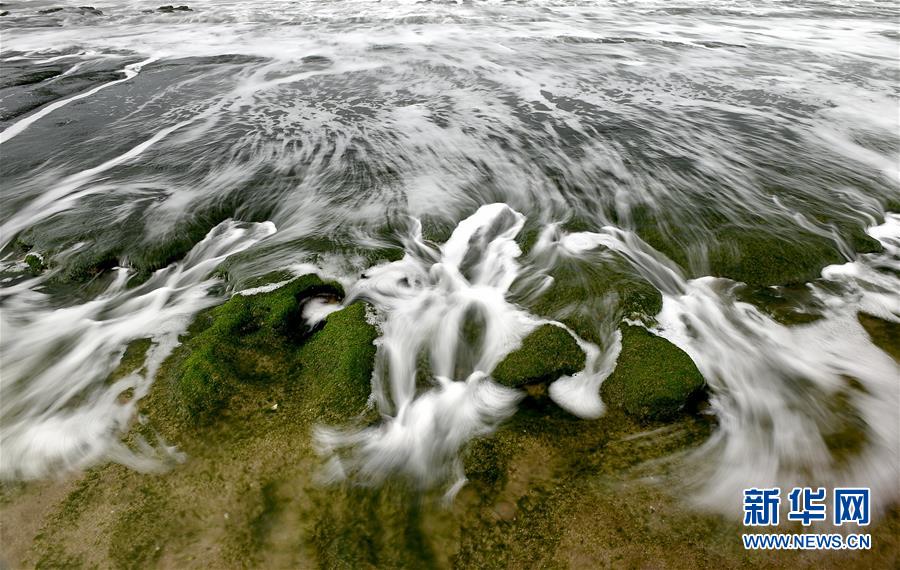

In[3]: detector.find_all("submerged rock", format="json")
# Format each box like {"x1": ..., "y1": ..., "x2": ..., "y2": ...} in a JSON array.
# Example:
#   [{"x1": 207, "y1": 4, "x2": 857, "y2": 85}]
[
  {"x1": 525, "y1": 256, "x2": 664, "y2": 348},
  {"x1": 601, "y1": 325, "x2": 705, "y2": 420},
  {"x1": 12, "y1": 199, "x2": 239, "y2": 284},
  {"x1": 492, "y1": 324, "x2": 585, "y2": 388},
  {"x1": 628, "y1": 203, "x2": 881, "y2": 288},
  {"x1": 708, "y1": 229, "x2": 849, "y2": 287},
  {"x1": 163, "y1": 274, "x2": 377, "y2": 423}
]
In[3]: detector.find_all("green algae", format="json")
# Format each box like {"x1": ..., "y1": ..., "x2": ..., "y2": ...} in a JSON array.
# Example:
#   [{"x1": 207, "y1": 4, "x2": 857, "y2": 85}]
[
  {"x1": 10, "y1": 371, "x2": 899, "y2": 570},
  {"x1": 5, "y1": 269, "x2": 894, "y2": 569},
  {"x1": 296, "y1": 301, "x2": 378, "y2": 423},
  {"x1": 11, "y1": 201, "x2": 249, "y2": 286},
  {"x1": 822, "y1": 383, "x2": 869, "y2": 468},
  {"x1": 21, "y1": 275, "x2": 382, "y2": 568},
  {"x1": 24, "y1": 252, "x2": 45, "y2": 275},
  {"x1": 522, "y1": 257, "x2": 663, "y2": 346},
  {"x1": 625, "y1": 201, "x2": 883, "y2": 288},
  {"x1": 165, "y1": 274, "x2": 347, "y2": 422},
  {"x1": 452, "y1": 402, "x2": 717, "y2": 570},
  {"x1": 216, "y1": 268, "x2": 296, "y2": 291},
  {"x1": 311, "y1": 483, "x2": 442, "y2": 569},
  {"x1": 492, "y1": 324, "x2": 585, "y2": 388},
  {"x1": 707, "y1": 228, "x2": 846, "y2": 287},
  {"x1": 601, "y1": 326, "x2": 705, "y2": 421},
  {"x1": 106, "y1": 338, "x2": 152, "y2": 385},
  {"x1": 735, "y1": 283, "x2": 825, "y2": 326},
  {"x1": 107, "y1": 485, "x2": 169, "y2": 570}
]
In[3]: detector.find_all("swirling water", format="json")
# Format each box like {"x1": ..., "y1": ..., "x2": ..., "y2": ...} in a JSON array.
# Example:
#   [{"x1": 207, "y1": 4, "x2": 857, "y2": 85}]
[{"x1": 1, "y1": 0, "x2": 898, "y2": 515}]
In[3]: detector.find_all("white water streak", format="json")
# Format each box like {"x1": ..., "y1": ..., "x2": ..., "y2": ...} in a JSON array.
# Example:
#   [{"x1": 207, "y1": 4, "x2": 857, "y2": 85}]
[
  {"x1": 560, "y1": 214, "x2": 900, "y2": 516},
  {"x1": 0, "y1": 220, "x2": 276, "y2": 480},
  {"x1": 0, "y1": 57, "x2": 157, "y2": 145},
  {"x1": 316, "y1": 204, "x2": 603, "y2": 493}
]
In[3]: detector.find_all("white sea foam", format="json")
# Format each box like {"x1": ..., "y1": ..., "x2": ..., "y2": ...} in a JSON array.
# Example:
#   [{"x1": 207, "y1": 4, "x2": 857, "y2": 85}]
[
  {"x1": 315, "y1": 204, "x2": 599, "y2": 493},
  {"x1": 559, "y1": 214, "x2": 900, "y2": 516},
  {"x1": 0, "y1": 0, "x2": 897, "y2": 519},
  {"x1": 0, "y1": 57, "x2": 157, "y2": 144},
  {"x1": 0, "y1": 220, "x2": 276, "y2": 479}
]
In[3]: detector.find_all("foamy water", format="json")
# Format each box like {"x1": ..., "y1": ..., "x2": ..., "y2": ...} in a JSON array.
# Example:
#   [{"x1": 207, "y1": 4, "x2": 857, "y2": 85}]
[{"x1": 1, "y1": 0, "x2": 898, "y2": 515}]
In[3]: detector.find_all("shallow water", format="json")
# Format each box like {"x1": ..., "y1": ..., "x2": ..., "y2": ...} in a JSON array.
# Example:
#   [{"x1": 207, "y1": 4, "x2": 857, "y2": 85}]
[{"x1": 1, "y1": 0, "x2": 898, "y2": 515}]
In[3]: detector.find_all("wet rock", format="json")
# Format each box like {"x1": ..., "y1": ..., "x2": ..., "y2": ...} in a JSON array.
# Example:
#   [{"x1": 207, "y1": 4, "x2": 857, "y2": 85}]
[
  {"x1": 36, "y1": 6, "x2": 102, "y2": 16},
  {"x1": 9, "y1": 196, "x2": 239, "y2": 285},
  {"x1": 0, "y1": 11, "x2": 9, "y2": 16},
  {"x1": 157, "y1": 5, "x2": 192, "y2": 13},
  {"x1": 493, "y1": 501, "x2": 517, "y2": 521},
  {"x1": 107, "y1": 338, "x2": 152, "y2": 384},
  {"x1": 300, "y1": 55, "x2": 334, "y2": 71},
  {"x1": 296, "y1": 301, "x2": 379, "y2": 423},
  {"x1": 165, "y1": 274, "x2": 377, "y2": 424},
  {"x1": 627, "y1": 203, "x2": 881, "y2": 288},
  {"x1": 0, "y1": 66, "x2": 64, "y2": 89},
  {"x1": 707, "y1": 228, "x2": 847, "y2": 287},
  {"x1": 601, "y1": 325, "x2": 705, "y2": 420},
  {"x1": 858, "y1": 312, "x2": 900, "y2": 361},
  {"x1": 24, "y1": 252, "x2": 45, "y2": 275},
  {"x1": 524, "y1": 249, "x2": 664, "y2": 347},
  {"x1": 492, "y1": 324, "x2": 585, "y2": 388},
  {"x1": 0, "y1": 59, "x2": 130, "y2": 123}
]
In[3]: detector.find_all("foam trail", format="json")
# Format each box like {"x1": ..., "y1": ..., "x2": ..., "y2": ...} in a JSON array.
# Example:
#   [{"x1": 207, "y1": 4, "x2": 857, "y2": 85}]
[
  {"x1": 559, "y1": 214, "x2": 900, "y2": 516},
  {"x1": 0, "y1": 220, "x2": 276, "y2": 480},
  {"x1": 0, "y1": 59, "x2": 384, "y2": 250},
  {"x1": 315, "y1": 204, "x2": 601, "y2": 493},
  {"x1": 549, "y1": 327, "x2": 621, "y2": 420},
  {"x1": 0, "y1": 107, "x2": 216, "y2": 247},
  {"x1": 34, "y1": 52, "x2": 87, "y2": 65},
  {"x1": 0, "y1": 0, "x2": 896, "y2": 520},
  {"x1": 0, "y1": 57, "x2": 157, "y2": 144}
]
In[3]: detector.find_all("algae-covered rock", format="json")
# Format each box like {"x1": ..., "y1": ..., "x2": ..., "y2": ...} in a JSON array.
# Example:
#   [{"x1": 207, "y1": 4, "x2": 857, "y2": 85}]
[
  {"x1": 524, "y1": 258, "x2": 663, "y2": 347},
  {"x1": 630, "y1": 203, "x2": 881, "y2": 288},
  {"x1": 708, "y1": 229, "x2": 843, "y2": 286},
  {"x1": 492, "y1": 324, "x2": 585, "y2": 388},
  {"x1": 298, "y1": 301, "x2": 378, "y2": 423},
  {"x1": 169, "y1": 274, "x2": 348, "y2": 421},
  {"x1": 24, "y1": 252, "x2": 45, "y2": 275},
  {"x1": 601, "y1": 326, "x2": 705, "y2": 420}
]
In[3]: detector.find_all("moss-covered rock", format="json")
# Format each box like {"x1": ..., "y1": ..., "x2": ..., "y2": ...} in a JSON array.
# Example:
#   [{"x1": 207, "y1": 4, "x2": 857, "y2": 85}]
[
  {"x1": 157, "y1": 5, "x2": 193, "y2": 13},
  {"x1": 628, "y1": 203, "x2": 882, "y2": 288},
  {"x1": 492, "y1": 324, "x2": 585, "y2": 388},
  {"x1": 107, "y1": 338, "x2": 152, "y2": 384},
  {"x1": 601, "y1": 326, "x2": 705, "y2": 420},
  {"x1": 12, "y1": 200, "x2": 249, "y2": 286},
  {"x1": 167, "y1": 274, "x2": 348, "y2": 422},
  {"x1": 9, "y1": 317, "x2": 898, "y2": 570},
  {"x1": 522, "y1": 258, "x2": 663, "y2": 346},
  {"x1": 708, "y1": 228, "x2": 845, "y2": 286},
  {"x1": 24, "y1": 252, "x2": 45, "y2": 275},
  {"x1": 297, "y1": 301, "x2": 378, "y2": 423}
]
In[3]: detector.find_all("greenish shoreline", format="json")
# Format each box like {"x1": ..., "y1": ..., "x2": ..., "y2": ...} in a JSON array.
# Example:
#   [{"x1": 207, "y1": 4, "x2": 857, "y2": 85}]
[{"x1": 2, "y1": 269, "x2": 897, "y2": 569}]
